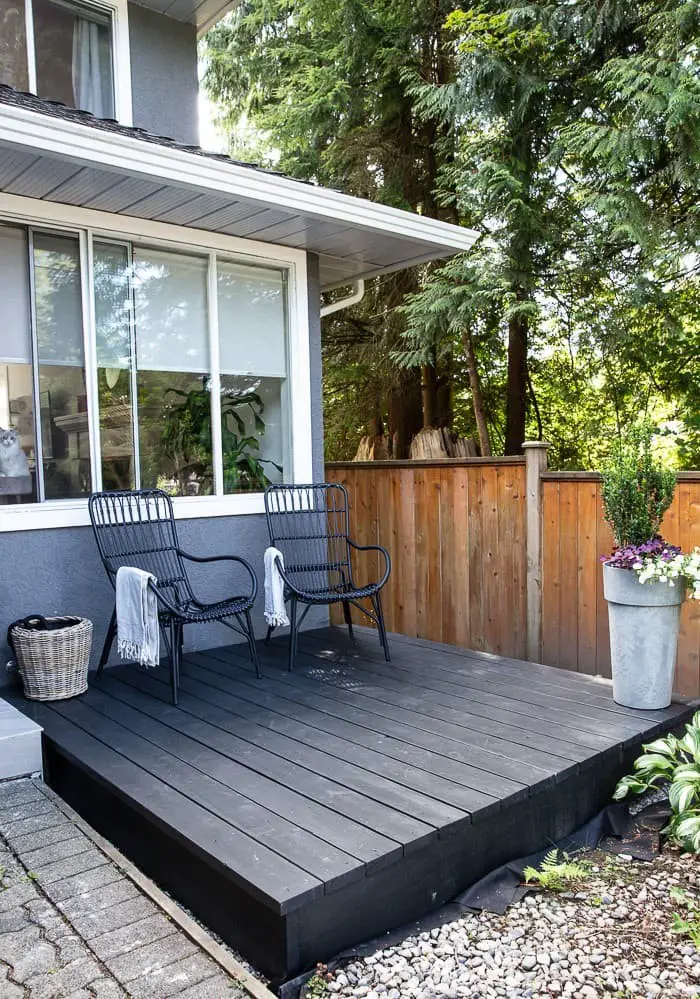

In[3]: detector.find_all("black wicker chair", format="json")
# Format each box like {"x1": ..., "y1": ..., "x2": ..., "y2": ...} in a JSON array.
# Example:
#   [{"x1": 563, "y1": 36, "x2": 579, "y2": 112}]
[
  {"x1": 264, "y1": 483, "x2": 391, "y2": 670},
  {"x1": 89, "y1": 489, "x2": 260, "y2": 705}
]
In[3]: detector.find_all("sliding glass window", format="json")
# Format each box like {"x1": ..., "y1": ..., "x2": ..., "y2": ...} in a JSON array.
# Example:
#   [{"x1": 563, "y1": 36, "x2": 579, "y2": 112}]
[
  {"x1": 33, "y1": 231, "x2": 91, "y2": 500},
  {"x1": 0, "y1": 224, "x2": 292, "y2": 506},
  {"x1": 217, "y1": 261, "x2": 289, "y2": 494},
  {"x1": 133, "y1": 247, "x2": 212, "y2": 496},
  {"x1": 0, "y1": 226, "x2": 36, "y2": 504}
]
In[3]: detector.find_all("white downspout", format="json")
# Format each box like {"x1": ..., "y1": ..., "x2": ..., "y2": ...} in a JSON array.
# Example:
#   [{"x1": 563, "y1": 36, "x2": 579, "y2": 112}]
[{"x1": 320, "y1": 279, "x2": 365, "y2": 318}]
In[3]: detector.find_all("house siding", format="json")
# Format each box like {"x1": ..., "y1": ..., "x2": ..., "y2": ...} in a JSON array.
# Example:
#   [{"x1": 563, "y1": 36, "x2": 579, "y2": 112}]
[
  {"x1": 0, "y1": 252, "x2": 326, "y2": 689},
  {"x1": 127, "y1": 4, "x2": 199, "y2": 146}
]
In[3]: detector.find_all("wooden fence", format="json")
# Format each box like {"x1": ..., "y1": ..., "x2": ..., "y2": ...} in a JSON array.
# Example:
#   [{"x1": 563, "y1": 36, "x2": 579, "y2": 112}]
[{"x1": 326, "y1": 458, "x2": 700, "y2": 697}]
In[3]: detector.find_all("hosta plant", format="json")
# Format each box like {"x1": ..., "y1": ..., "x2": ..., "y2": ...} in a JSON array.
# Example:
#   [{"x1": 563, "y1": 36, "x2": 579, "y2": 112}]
[{"x1": 614, "y1": 712, "x2": 700, "y2": 853}]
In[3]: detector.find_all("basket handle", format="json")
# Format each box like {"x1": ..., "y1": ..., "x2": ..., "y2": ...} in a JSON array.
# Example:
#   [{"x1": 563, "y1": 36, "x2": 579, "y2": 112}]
[{"x1": 7, "y1": 615, "x2": 49, "y2": 652}]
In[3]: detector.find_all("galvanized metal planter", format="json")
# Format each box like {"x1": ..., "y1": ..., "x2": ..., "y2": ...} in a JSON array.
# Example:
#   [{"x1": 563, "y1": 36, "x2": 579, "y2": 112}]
[{"x1": 603, "y1": 564, "x2": 685, "y2": 710}]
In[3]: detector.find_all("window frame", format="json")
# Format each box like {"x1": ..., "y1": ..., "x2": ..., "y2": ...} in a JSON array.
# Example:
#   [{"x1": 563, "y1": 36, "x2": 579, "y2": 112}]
[
  {"x1": 23, "y1": 0, "x2": 132, "y2": 124},
  {"x1": 0, "y1": 196, "x2": 313, "y2": 532}
]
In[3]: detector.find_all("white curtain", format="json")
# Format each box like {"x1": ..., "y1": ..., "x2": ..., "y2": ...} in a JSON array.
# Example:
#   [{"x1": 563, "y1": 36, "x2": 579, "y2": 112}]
[{"x1": 72, "y1": 19, "x2": 105, "y2": 118}]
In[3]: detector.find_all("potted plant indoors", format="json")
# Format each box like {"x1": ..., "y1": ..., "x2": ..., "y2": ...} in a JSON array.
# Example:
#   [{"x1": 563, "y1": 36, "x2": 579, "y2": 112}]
[{"x1": 601, "y1": 423, "x2": 700, "y2": 710}]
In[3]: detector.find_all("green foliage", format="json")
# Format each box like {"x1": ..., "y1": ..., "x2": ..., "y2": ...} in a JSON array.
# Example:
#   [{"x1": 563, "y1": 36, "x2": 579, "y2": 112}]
[
  {"x1": 614, "y1": 712, "x2": 700, "y2": 853},
  {"x1": 600, "y1": 422, "x2": 677, "y2": 547},
  {"x1": 670, "y1": 887, "x2": 700, "y2": 949},
  {"x1": 161, "y1": 384, "x2": 278, "y2": 494},
  {"x1": 305, "y1": 964, "x2": 332, "y2": 998},
  {"x1": 523, "y1": 849, "x2": 591, "y2": 892},
  {"x1": 203, "y1": 0, "x2": 700, "y2": 465}
]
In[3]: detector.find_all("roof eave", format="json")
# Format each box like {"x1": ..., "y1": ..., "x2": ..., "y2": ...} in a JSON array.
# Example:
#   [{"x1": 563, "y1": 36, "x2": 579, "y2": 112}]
[{"x1": 0, "y1": 102, "x2": 479, "y2": 288}]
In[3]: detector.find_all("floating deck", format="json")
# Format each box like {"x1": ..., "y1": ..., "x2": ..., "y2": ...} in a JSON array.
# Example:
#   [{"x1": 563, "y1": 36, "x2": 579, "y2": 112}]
[{"x1": 9, "y1": 627, "x2": 694, "y2": 985}]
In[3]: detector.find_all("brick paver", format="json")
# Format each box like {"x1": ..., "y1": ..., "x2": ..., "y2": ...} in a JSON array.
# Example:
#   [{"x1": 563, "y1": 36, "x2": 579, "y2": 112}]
[{"x1": 0, "y1": 779, "x2": 248, "y2": 998}]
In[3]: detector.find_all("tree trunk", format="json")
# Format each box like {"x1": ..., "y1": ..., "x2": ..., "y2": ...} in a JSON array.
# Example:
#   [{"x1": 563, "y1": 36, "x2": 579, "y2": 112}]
[
  {"x1": 421, "y1": 364, "x2": 438, "y2": 428},
  {"x1": 388, "y1": 369, "x2": 422, "y2": 459},
  {"x1": 504, "y1": 311, "x2": 528, "y2": 454},
  {"x1": 460, "y1": 328, "x2": 492, "y2": 456}
]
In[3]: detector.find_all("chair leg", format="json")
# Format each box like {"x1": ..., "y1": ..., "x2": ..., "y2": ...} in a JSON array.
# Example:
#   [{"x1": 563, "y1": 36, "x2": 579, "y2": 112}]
[
  {"x1": 288, "y1": 597, "x2": 298, "y2": 672},
  {"x1": 245, "y1": 609, "x2": 262, "y2": 679},
  {"x1": 170, "y1": 620, "x2": 181, "y2": 706},
  {"x1": 97, "y1": 607, "x2": 117, "y2": 677},
  {"x1": 372, "y1": 591, "x2": 391, "y2": 662},
  {"x1": 342, "y1": 599, "x2": 354, "y2": 638}
]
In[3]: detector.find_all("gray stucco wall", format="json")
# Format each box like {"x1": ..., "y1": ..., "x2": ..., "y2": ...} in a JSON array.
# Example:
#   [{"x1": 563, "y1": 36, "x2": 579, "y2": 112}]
[
  {"x1": 127, "y1": 4, "x2": 199, "y2": 145},
  {"x1": 0, "y1": 253, "x2": 326, "y2": 689}
]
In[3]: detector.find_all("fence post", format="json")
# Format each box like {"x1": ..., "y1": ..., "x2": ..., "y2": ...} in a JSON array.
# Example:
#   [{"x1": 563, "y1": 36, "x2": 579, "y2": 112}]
[{"x1": 523, "y1": 441, "x2": 550, "y2": 663}]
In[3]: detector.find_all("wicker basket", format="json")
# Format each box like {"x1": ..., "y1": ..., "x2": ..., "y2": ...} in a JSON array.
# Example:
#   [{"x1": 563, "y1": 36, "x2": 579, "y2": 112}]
[{"x1": 9, "y1": 616, "x2": 92, "y2": 701}]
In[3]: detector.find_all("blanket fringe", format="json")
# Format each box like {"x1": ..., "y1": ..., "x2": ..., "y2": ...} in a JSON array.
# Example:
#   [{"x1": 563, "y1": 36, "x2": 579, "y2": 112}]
[{"x1": 118, "y1": 637, "x2": 158, "y2": 669}]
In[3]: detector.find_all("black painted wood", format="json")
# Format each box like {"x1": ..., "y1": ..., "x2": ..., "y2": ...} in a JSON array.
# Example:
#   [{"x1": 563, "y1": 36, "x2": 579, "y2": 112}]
[{"x1": 9, "y1": 626, "x2": 696, "y2": 986}]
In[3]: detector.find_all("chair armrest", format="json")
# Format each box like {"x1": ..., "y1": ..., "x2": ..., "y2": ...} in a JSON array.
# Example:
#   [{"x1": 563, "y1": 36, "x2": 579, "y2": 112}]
[
  {"x1": 177, "y1": 550, "x2": 258, "y2": 601},
  {"x1": 267, "y1": 552, "x2": 302, "y2": 597},
  {"x1": 146, "y1": 579, "x2": 182, "y2": 617},
  {"x1": 347, "y1": 539, "x2": 391, "y2": 588}
]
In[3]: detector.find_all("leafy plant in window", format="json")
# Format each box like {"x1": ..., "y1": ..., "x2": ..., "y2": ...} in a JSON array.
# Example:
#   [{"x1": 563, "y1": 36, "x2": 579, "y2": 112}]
[
  {"x1": 614, "y1": 712, "x2": 700, "y2": 853},
  {"x1": 160, "y1": 380, "x2": 280, "y2": 494},
  {"x1": 220, "y1": 385, "x2": 281, "y2": 493}
]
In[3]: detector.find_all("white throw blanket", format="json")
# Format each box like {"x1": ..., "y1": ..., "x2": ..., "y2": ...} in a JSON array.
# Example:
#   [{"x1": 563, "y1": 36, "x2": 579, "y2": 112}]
[
  {"x1": 264, "y1": 547, "x2": 289, "y2": 627},
  {"x1": 116, "y1": 566, "x2": 160, "y2": 668}
]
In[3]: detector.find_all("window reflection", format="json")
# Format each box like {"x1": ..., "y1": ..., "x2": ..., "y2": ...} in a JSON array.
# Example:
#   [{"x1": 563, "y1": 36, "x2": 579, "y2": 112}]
[
  {"x1": 133, "y1": 248, "x2": 212, "y2": 496},
  {"x1": 0, "y1": 0, "x2": 28, "y2": 90},
  {"x1": 94, "y1": 241, "x2": 135, "y2": 490},
  {"x1": 0, "y1": 225, "x2": 36, "y2": 505},
  {"x1": 33, "y1": 231, "x2": 91, "y2": 500},
  {"x1": 33, "y1": 0, "x2": 114, "y2": 118}
]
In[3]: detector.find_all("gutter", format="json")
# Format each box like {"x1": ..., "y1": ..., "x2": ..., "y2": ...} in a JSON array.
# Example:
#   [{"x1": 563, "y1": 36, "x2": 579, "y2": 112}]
[{"x1": 320, "y1": 280, "x2": 366, "y2": 318}]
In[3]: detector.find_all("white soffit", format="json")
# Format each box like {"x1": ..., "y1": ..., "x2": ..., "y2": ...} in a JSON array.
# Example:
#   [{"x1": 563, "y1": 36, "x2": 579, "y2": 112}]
[
  {"x1": 130, "y1": 0, "x2": 239, "y2": 35},
  {"x1": 0, "y1": 103, "x2": 478, "y2": 290}
]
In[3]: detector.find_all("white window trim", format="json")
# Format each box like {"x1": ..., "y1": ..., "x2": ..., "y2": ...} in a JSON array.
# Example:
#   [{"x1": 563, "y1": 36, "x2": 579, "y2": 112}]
[
  {"x1": 24, "y1": 0, "x2": 132, "y2": 126},
  {"x1": 0, "y1": 195, "x2": 313, "y2": 532}
]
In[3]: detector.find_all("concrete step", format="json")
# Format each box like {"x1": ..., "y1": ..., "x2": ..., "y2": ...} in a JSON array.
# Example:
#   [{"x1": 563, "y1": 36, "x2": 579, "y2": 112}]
[{"x1": 0, "y1": 697, "x2": 42, "y2": 780}]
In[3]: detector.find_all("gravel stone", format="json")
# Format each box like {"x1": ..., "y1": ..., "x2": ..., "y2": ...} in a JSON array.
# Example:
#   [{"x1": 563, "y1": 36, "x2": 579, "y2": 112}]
[{"x1": 319, "y1": 846, "x2": 700, "y2": 999}]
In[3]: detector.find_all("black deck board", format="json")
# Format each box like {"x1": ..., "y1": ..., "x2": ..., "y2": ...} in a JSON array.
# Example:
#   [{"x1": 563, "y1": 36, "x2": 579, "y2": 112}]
[
  {"x1": 31, "y1": 709, "x2": 323, "y2": 911},
  {"x1": 49, "y1": 696, "x2": 370, "y2": 891},
  {"x1": 293, "y1": 631, "x2": 657, "y2": 743},
  {"x1": 253, "y1": 633, "x2": 618, "y2": 754},
  {"x1": 79, "y1": 685, "x2": 404, "y2": 871},
  {"x1": 204, "y1": 646, "x2": 574, "y2": 783},
  {"x1": 183, "y1": 653, "x2": 526, "y2": 804},
  {"x1": 115, "y1": 663, "x2": 489, "y2": 817},
  {"x1": 245, "y1": 643, "x2": 592, "y2": 764},
  {"x1": 214, "y1": 643, "x2": 586, "y2": 771},
  {"x1": 9, "y1": 625, "x2": 696, "y2": 984},
  {"x1": 94, "y1": 675, "x2": 436, "y2": 853},
  {"x1": 317, "y1": 628, "x2": 689, "y2": 724},
  {"x1": 106, "y1": 667, "x2": 463, "y2": 836}
]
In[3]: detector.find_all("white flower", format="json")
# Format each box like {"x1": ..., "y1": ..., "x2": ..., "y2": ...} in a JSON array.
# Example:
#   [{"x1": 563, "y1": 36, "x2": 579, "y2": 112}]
[{"x1": 632, "y1": 546, "x2": 700, "y2": 599}]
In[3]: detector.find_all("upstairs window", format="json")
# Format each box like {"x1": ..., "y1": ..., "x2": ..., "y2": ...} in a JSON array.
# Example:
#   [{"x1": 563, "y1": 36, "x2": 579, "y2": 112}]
[
  {"x1": 34, "y1": 0, "x2": 115, "y2": 119},
  {"x1": 0, "y1": 0, "x2": 128, "y2": 121}
]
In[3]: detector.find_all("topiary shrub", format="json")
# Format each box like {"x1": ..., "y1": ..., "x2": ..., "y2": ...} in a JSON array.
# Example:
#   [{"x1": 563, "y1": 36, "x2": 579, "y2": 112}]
[{"x1": 601, "y1": 421, "x2": 676, "y2": 549}]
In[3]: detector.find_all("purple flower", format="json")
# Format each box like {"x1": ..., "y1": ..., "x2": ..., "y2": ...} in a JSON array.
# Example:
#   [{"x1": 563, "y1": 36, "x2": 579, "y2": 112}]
[{"x1": 601, "y1": 536, "x2": 682, "y2": 570}]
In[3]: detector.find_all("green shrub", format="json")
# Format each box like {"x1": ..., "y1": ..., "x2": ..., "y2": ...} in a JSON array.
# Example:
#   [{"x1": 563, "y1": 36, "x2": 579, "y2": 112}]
[
  {"x1": 601, "y1": 422, "x2": 676, "y2": 548},
  {"x1": 614, "y1": 711, "x2": 700, "y2": 853}
]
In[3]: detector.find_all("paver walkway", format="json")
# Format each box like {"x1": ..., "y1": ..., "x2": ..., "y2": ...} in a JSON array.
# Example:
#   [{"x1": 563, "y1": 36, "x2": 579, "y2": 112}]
[{"x1": 0, "y1": 779, "x2": 249, "y2": 999}]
